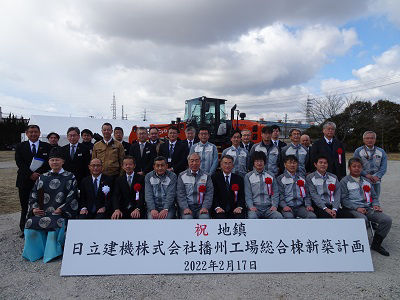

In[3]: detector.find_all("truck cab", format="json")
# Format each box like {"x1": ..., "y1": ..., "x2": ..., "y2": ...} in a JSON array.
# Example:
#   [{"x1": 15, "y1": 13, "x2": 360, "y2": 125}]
[{"x1": 184, "y1": 96, "x2": 227, "y2": 138}]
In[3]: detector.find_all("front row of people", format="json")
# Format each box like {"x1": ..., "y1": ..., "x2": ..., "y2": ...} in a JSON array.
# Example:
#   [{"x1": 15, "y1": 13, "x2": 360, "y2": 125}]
[{"x1": 22, "y1": 148, "x2": 392, "y2": 263}]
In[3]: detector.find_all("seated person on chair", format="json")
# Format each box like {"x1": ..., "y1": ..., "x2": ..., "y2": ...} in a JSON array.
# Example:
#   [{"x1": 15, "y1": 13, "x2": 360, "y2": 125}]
[
  {"x1": 177, "y1": 153, "x2": 213, "y2": 219},
  {"x1": 79, "y1": 158, "x2": 113, "y2": 219},
  {"x1": 211, "y1": 155, "x2": 245, "y2": 219},
  {"x1": 340, "y1": 157, "x2": 392, "y2": 256},
  {"x1": 245, "y1": 151, "x2": 282, "y2": 219},
  {"x1": 22, "y1": 148, "x2": 78, "y2": 263},
  {"x1": 111, "y1": 156, "x2": 145, "y2": 219},
  {"x1": 306, "y1": 156, "x2": 352, "y2": 219},
  {"x1": 145, "y1": 156, "x2": 177, "y2": 219},
  {"x1": 277, "y1": 155, "x2": 316, "y2": 219}
]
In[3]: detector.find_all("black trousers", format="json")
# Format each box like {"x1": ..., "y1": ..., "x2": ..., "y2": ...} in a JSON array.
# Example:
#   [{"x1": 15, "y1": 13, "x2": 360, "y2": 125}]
[{"x1": 18, "y1": 187, "x2": 31, "y2": 232}]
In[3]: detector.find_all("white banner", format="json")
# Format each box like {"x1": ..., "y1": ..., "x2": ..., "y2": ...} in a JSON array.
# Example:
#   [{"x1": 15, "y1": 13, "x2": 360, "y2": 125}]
[{"x1": 61, "y1": 219, "x2": 373, "y2": 276}]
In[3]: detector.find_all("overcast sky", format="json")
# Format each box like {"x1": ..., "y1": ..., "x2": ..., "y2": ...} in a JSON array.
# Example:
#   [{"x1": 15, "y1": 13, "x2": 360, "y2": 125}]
[{"x1": 1, "y1": 0, "x2": 399, "y2": 124}]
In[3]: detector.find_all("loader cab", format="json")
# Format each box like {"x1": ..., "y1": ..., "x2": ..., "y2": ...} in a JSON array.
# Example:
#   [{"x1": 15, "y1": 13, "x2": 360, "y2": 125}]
[{"x1": 184, "y1": 96, "x2": 227, "y2": 137}]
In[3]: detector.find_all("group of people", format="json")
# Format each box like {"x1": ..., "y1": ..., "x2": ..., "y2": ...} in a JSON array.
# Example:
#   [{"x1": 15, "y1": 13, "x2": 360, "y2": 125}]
[{"x1": 16, "y1": 121, "x2": 391, "y2": 262}]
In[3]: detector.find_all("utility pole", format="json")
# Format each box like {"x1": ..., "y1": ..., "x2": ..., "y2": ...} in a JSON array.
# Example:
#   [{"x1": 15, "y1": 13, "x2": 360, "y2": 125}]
[
  {"x1": 111, "y1": 93, "x2": 117, "y2": 119},
  {"x1": 284, "y1": 113, "x2": 288, "y2": 138},
  {"x1": 306, "y1": 97, "x2": 313, "y2": 123},
  {"x1": 143, "y1": 108, "x2": 147, "y2": 121},
  {"x1": 121, "y1": 105, "x2": 128, "y2": 120}
]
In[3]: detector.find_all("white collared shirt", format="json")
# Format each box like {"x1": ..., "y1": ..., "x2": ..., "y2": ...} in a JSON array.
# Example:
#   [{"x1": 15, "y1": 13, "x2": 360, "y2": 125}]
[
  {"x1": 126, "y1": 172, "x2": 135, "y2": 182},
  {"x1": 29, "y1": 140, "x2": 39, "y2": 152},
  {"x1": 103, "y1": 138, "x2": 113, "y2": 145},
  {"x1": 223, "y1": 172, "x2": 231, "y2": 184},
  {"x1": 51, "y1": 168, "x2": 65, "y2": 174},
  {"x1": 324, "y1": 137, "x2": 333, "y2": 144},
  {"x1": 92, "y1": 174, "x2": 102, "y2": 188}
]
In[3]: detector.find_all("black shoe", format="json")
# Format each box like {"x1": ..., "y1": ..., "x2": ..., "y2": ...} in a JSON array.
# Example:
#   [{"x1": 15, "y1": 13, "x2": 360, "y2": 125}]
[
  {"x1": 371, "y1": 244, "x2": 390, "y2": 256},
  {"x1": 19, "y1": 232, "x2": 24, "y2": 239}
]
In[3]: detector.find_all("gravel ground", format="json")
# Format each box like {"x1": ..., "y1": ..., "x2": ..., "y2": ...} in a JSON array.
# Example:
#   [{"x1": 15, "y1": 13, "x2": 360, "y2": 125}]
[{"x1": 0, "y1": 162, "x2": 399, "y2": 300}]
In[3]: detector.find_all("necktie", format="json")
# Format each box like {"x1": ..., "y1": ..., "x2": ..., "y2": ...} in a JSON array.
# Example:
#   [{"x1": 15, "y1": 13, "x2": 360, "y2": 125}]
[
  {"x1": 128, "y1": 175, "x2": 132, "y2": 187},
  {"x1": 70, "y1": 145, "x2": 75, "y2": 159},
  {"x1": 92, "y1": 178, "x2": 98, "y2": 213},
  {"x1": 328, "y1": 141, "x2": 333, "y2": 151},
  {"x1": 93, "y1": 178, "x2": 98, "y2": 195},
  {"x1": 140, "y1": 143, "x2": 144, "y2": 156},
  {"x1": 31, "y1": 144, "x2": 36, "y2": 156},
  {"x1": 246, "y1": 144, "x2": 249, "y2": 151},
  {"x1": 170, "y1": 143, "x2": 174, "y2": 157},
  {"x1": 225, "y1": 175, "x2": 230, "y2": 190},
  {"x1": 201, "y1": 145, "x2": 206, "y2": 170},
  {"x1": 189, "y1": 141, "x2": 193, "y2": 149}
]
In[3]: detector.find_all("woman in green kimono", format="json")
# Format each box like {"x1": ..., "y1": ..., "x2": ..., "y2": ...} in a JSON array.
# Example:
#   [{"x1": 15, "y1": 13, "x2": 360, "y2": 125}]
[{"x1": 22, "y1": 148, "x2": 78, "y2": 263}]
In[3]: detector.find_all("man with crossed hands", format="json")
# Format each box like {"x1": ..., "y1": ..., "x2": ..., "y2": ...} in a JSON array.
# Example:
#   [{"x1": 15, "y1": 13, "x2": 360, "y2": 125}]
[{"x1": 145, "y1": 156, "x2": 177, "y2": 219}]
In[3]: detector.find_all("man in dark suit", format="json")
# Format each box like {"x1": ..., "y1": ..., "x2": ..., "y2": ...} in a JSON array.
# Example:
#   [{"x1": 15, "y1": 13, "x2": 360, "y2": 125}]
[
  {"x1": 61, "y1": 127, "x2": 91, "y2": 187},
  {"x1": 79, "y1": 158, "x2": 113, "y2": 219},
  {"x1": 311, "y1": 121, "x2": 346, "y2": 180},
  {"x1": 114, "y1": 126, "x2": 131, "y2": 156},
  {"x1": 159, "y1": 126, "x2": 187, "y2": 175},
  {"x1": 148, "y1": 127, "x2": 164, "y2": 155},
  {"x1": 129, "y1": 127, "x2": 156, "y2": 175},
  {"x1": 111, "y1": 156, "x2": 145, "y2": 219},
  {"x1": 81, "y1": 129, "x2": 94, "y2": 153},
  {"x1": 270, "y1": 125, "x2": 287, "y2": 149},
  {"x1": 15, "y1": 125, "x2": 51, "y2": 236},
  {"x1": 212, "y1": 155, "x2": 245, "y2": 218},
  {"x1": 240, "y1": 129, "x2": 254, "y2": 152}
]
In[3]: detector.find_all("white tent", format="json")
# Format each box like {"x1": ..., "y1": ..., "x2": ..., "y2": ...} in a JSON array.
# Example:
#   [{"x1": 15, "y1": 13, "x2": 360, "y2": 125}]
[{"x1": 25, "y1": 115, "x2": 150, "y2": 146}]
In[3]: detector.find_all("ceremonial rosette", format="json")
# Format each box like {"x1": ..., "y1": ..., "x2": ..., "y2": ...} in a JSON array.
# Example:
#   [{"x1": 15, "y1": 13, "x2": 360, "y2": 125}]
[
  {"x1": 328, "y1": 183, "x2": 335, "y2": 203},
  {"x1": 337, "y1": 148, "x2": 343, "y2": 164},
  {"x1": 297, "y1": 179, "x2": 306, "y2": 197},
  {"x1": 102, "y1": 185, "x2": 110, "y2": 201},
  {"x1": 264, "y1": 177, "x2": 273, "y2": 196},
  {"x1": 198, "y1": 185, "x2": 206, "y2": 204},
  {"x1": 362, "y1": 185, "x2": 371, "y2": 203},
  {"x1": 133, "y1": 183, "x2": 141, "y2": 201},
  {"x1": 231, "y1": 184, "x2": 239, "y2": 202}
]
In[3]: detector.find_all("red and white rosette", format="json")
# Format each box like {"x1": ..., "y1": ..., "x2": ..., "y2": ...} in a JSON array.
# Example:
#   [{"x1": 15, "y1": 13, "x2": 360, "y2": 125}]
[
  {"x1": 231, "y1": 184, "x2": 239, "y2": 202},
  {"x1": 328, "y1": 183, "x2": 335, "y2": 203},
  {"x1": 133, "y1": 183, "x2": 141, "y2": 201},
  {"x1": 198, "y1": 185, "x2": 206, "y2": 205},
  {"x1": 297, "y1": 179, "x2": 306, "y2": 198},
  {"x1": 337, "y1": 148, "x2": 343, "y2": 164},
  {"x1": 363, "y1": 185, "x2": 371, "y2": 203},
  {"x1": 264, "y1": 177, "x2": 273, "y2": 196}
]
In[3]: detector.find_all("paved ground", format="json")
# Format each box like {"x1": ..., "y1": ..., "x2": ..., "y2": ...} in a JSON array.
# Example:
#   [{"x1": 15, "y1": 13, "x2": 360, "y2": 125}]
[
  {"x1": 0, "y1": 161, "x2": 16, "y2": 169},
  {"x1": 0, "y1": 162, "x2": 399, "y2": 299}
]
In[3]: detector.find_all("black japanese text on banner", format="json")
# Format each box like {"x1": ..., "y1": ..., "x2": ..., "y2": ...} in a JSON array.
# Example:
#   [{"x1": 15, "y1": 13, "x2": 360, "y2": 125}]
[{"x1": 61, "y1": 219, "x2": 373, "y2": 276}]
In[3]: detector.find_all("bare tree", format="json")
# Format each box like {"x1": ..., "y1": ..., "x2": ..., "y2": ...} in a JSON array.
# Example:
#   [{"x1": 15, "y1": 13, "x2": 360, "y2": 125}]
[{"x1": 305, "y1": 94, "x2": 345, "y2": 124}]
